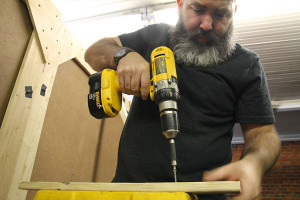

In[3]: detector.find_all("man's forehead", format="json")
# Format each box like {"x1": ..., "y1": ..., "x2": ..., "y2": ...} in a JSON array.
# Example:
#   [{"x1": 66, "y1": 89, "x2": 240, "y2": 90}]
[
  {"x1": 187, "y1": 0, "x2": 235, "y2": 10},
  {"x1": 190, "y1": 0, "x2": 235, "y2": 2},
  {"x1": 187, "y1": 0, "x2": 235, "y2": 5}
]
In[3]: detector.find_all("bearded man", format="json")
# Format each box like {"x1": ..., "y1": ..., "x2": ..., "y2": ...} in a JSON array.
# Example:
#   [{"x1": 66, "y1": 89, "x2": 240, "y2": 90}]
[{"x1": 85, "y1": 0, "x2": 281, "y2": 199}]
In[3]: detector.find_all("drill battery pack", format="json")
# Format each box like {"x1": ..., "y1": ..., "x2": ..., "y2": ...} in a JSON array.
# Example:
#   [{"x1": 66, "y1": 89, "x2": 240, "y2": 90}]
[
  {"x1": 33, "y1": 190, "x2": 199, "y2": 200},
  {"x1": 88, "y1": 69, "x2": 122, "y2": 119}
]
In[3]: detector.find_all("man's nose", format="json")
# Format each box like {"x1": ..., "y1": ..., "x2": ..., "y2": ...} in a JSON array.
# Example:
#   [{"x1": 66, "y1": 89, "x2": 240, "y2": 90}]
[{"x1": 200, "y1": 14, "x2": 213, "y2": 31}]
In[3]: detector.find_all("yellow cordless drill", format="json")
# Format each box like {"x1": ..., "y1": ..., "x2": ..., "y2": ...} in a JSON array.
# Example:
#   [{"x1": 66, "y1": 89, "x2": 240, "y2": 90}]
[{"x1": 88, "y1": 46, "x2": 180, "y2": 181}]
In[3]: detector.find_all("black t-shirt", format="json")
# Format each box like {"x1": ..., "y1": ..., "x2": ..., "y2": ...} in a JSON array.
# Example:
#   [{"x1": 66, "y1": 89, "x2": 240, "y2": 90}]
[{"x1": 113, "y1": 23, "x2": 274, "y2": 198}]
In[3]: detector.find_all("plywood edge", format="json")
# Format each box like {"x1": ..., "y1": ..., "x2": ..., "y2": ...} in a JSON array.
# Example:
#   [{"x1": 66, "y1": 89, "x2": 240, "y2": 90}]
[
  {"x1": 19, "y1": 181, "x2": 241, "y2": 194},
  {"x1": 73, "y1": 54, "x2": 96, "y2": 76}
]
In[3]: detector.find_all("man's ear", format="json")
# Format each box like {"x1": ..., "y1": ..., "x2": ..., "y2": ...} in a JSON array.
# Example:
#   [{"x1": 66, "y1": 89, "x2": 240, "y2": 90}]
[
  {"x1": 177, "y1": 0, "x2": 183, "y2": 15},
  {"x1": 234, "y1": 4, "x2": 237, "y2": 14}
]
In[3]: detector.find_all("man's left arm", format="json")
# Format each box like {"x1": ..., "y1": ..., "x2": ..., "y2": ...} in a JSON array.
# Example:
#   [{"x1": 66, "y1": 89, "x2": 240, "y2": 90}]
[{"x1": 203, "y1": 123, "x2": 281, "y2": 200}]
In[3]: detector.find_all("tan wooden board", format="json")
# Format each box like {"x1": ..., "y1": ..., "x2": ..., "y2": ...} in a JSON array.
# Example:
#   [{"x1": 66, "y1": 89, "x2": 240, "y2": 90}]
[
  {"x1": 0, "y1": 32, "x2": 60, "y2": 200},
  {"x1": 74, "y1": 54, "x2": 96, "y2": 76},
  {"x1": 19, "y1": 181, "x2": 241, "y2": 194},
  {"x1": 25, "y1": 0, "x2": 84, "y2": 65},
  {"x1": 119, "y1": 104, "x2": 128, "y2": 124}
]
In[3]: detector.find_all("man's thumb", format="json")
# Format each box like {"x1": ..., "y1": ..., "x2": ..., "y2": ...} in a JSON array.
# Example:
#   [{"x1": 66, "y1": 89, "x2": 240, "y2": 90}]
[{"x1": 203, "y1": 167, "x2": 229, "y2": 181}]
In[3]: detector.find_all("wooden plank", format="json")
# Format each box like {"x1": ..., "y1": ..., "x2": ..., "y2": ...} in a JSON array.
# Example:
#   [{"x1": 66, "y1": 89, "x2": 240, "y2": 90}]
[
  {"x1": 123, "y1": 96, "x2": 131, "y2": 113},
  {"x1": 73, "y1": 54, "x2": 96, "y2": 76},
  {"x1": 0, "y1": 32, "x2": 60, "y2": 200},
  {"x1": 25, "y1": 0, "x2": 84, "y2": 65},
  {"x1": 119, "y1": 104, "x2": 128, "y2": 124},
  {"x1": 19, "y1": 181, "x2": 241, "y2": 194}
]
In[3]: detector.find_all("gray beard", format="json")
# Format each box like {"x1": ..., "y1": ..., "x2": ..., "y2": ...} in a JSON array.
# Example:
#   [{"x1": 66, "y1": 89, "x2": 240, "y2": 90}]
[{"x1": 169, "y1": 16, "x2": 237, "y2": 67}]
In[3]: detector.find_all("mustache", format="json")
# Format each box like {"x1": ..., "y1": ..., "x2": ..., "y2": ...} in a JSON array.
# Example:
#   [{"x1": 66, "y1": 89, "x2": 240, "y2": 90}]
[
  {"x1": 191, "y1": 29, "x2": 213, "y2": 37},
  {"x1": 188, "y1": 29, "x2": 219, "y2": 45}
]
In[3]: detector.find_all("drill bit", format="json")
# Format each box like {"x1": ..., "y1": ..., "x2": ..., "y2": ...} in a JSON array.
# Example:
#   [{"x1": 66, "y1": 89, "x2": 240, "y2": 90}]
[
  {"x1": 173, "y1": 165, "x2": 177, "y2": 182},
  {"x1": 169, "y1": 139, "x2": 177, "y2": 182}
]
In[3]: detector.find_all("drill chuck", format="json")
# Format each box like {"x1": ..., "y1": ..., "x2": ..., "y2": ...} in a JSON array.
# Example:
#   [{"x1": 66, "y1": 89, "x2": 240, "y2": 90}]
[
  {"x1": 160, "y1": 109, "x2": 179, "y2": 139},
  {"x1": 153, "y1": 79, "x2": 180, "y2": 140}
]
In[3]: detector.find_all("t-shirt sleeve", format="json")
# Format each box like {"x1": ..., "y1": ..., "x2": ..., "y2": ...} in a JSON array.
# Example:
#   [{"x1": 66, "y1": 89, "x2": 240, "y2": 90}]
[
  {"x1": 235, "y1": 57, "x2": 275, "y2": 124},
  {"x1": 118, "y1": 26, "x2": 151, "y2": 56}
]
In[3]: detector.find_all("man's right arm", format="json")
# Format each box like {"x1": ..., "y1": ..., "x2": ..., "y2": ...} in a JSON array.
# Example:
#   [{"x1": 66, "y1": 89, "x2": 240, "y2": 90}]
[
  {"x1": 84, "y1": 37, "x2": 122, "y2": 71},
  {"x1": 84, "y1": 37, "x2": 150, "y2": 100}
]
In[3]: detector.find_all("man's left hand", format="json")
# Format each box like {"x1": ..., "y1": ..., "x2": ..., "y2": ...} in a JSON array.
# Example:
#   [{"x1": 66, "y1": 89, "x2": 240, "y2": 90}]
[{"x1": 203, "y1": 155, "x2": 262, "y2": 200}]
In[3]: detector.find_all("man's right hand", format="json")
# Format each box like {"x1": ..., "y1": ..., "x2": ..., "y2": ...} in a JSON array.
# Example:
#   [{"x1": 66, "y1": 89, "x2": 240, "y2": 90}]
[
  {"x1": 85, "y1": 37, "x2": 150, "y2": 100},
  {"x1": 117, "y1": 52, "x2": 150, "y2": 100}
]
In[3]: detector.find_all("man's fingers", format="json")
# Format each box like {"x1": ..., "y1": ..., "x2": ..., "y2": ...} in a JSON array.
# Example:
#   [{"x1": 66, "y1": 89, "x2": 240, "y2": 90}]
[
  {"x1": 123, "y1": 73, "x2": 132, "y2": 94},
  {"x1": 116, "y1": 53, "x2": 150, "y2": 98},
  {"x1": 118, "y1": 75, "x2": 125, "y2": 92},
  {"x1": 140, "y1": 71, "x2": 150, "y2": 100},
  {"x1": 203, "y1": 166, "x2": 231, "y2": 181},
  {"x1": 131, "y1": 75, "x2": 141, "y2": 96}
]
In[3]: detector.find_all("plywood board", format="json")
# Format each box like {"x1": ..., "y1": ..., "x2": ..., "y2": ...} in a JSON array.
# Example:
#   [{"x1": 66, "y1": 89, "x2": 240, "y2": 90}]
[
  {"x1": 19, "y1": 181, "x2": 241, "y2": 194},
  {"x1": 29, "y1": 60, "x2": 102, "y2": 183},
  {"x1": 0, "y1": 0, "x2": 33, "y2": 127},
  {"x1": 26, "y1": 60, "x2": 105, "y2": 200},
  {"x1": 93, "y1": 117, "x2": 123, "y2": 182}
]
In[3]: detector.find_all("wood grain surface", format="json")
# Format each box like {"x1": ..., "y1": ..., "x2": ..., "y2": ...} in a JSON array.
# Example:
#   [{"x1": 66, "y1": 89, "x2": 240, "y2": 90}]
[{"x1": 19, "y1": 181, "x2": 241, "y2": 194}]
